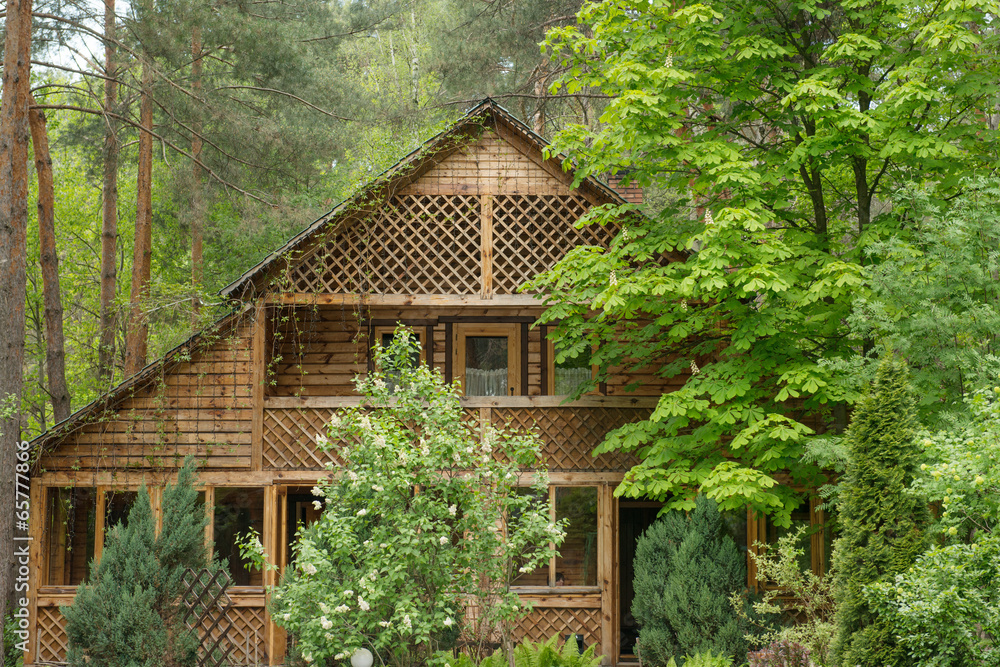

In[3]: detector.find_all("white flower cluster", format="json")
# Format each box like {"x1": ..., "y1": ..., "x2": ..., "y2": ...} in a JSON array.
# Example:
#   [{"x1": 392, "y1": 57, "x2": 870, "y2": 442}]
[
  {"x1": 690, "y1": 360, "x2": 700, "y2": 375},
  {"x1": 665, "y1": 53, "x2": 673, "y2": 68},
  {"x1": 302, "y1": 562, "x2": 318, "y2": 576},
  {"x1": 315, "y1": 432, "x2": 329, "y2": 448},
  {"x1": 610, "y1": 270, "x2": 618, "y2": 286},
  {"x1": 704, "y1": 209, "x2": 714, "y2": 225},
  {"x1": 358, "y1": 596, "x2": 370, "y2": 611}
]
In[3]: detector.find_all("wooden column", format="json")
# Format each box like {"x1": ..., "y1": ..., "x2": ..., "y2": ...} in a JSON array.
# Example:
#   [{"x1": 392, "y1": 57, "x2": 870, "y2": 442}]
[
  {"x1": 599, "y1": 484, "x2": 615, "y2": 664},
  {"x1": 26, "y1": 481, "x2": 44, "y2": 666},
  {"x1": 480, "y1": 194, "x2": 494, "y2": 299},
  {"x1": 251, "y1": 301, "x2": 267, "y2": 472}
]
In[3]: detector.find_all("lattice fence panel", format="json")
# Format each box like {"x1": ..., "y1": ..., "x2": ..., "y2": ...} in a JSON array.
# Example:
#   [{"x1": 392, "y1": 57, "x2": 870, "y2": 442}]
[
  {"x1": 36, "y1": 605, "x2": 68, "y2": 663},
  {"x1": 493, "y1": 195, "x2": 617, "y2": 294},
  {"x1": 512, "y1": 607, "x2": 602, "y2": 654},
  {"x1": 492, "y1": 407, "x2": 650, "y2": 471},
  {"x1": 210, "y1": 606, "x2": 267, "y2": 666},
  {"x1": 290, "y1": 195, "x2": 482, "y2": 294},
  {"x1": 263, "y1": 408, "x2": 349, "y2": 469}
]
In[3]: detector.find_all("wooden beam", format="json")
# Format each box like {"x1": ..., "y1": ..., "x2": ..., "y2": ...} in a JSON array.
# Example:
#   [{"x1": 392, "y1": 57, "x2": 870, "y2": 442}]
[
  {"x1": 264, "y1": 395, "x2": 660, "y2": 409},
  {"x1": 481, "y1": 194, "x2": 494, "y2": 299},
  {"x1": 270, "y1": 293, "x2": 545, "y2": 308},
  {"x1": 521, "y1": 322, "x2": 529, "y2": 396},
  {"x1": 251, "y1": 301, "x2": 266, "y2": 472},
  {"x1": 540, "y1": 325, "x2": 548, "y2": 396},
  {"x1": 599, "y1": 483, "x2": 615, "y2": 665},
  {"x1": 444, "y1": 322, "x2": 453, "y2": 384},
  {"x1": 26, "y1": 481, "x2": 44, "y2": 666}
]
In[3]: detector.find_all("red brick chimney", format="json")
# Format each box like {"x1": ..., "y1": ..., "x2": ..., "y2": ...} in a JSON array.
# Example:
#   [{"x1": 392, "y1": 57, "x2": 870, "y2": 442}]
[{"x1": 606, "y1": 171, "x2": 643, "y2": 205}]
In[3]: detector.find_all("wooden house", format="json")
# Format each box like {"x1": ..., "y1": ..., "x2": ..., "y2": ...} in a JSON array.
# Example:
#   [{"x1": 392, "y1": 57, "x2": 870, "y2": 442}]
[{"x1": 25, "y1": 99, "x2": 832, "y2": 667}]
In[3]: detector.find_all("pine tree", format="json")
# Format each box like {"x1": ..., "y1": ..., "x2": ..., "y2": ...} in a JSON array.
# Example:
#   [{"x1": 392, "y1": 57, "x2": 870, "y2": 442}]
[
  {"x1": 63, "y1": 461, "x2": 213, "y2": 667},
  {"x1": 831, "y1": 356, "x2": 928, "y2": 667},
  {"x1": 632, "y1": 495, "x2": 757, "y2": 665}
]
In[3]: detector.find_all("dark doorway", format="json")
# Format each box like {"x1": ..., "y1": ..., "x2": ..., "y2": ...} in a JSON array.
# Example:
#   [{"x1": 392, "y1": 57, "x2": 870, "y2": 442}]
[{"x1": 618, "y1": 501, "x2": 661, "y2": 661}]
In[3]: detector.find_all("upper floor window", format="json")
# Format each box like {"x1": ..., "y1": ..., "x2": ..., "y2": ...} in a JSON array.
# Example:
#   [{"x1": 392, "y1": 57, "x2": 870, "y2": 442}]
[
  {"x1": 373, "y1": 326, "x2": 425, "y2": 392},
  {"x1": 548, "y1": 339, "x2": 596, "y2": 396},
  {"x1": 454, "y1": 324, "x2": 519, "y2": 396}
]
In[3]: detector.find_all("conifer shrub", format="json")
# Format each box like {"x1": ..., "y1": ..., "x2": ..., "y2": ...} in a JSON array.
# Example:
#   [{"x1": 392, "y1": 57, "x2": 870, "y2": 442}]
[
  {"x1": 830, "y1": 356, "x2": 929, "y2": 667},
  {"x1": 632, "y1": 495, "x2": 759, "y2": 666},
  {"x1": 63, "y1": 460, "x2": 216, "y2": 667}
]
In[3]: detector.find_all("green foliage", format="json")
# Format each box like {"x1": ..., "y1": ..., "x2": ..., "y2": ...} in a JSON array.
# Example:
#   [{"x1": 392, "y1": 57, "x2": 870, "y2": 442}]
[
  {"x1": 531, "y1": 0, "x2": 1000, "y2": 524},
  {"x1": 841, "y1": 179, "x2": 1000, "y2": 424},
  {"x1": 632, "y1": 496, "x2": 762, "y2": 665},
  {"x1": 831, "y1": 357, "x2": 928, "y2": 667},
  {"x1": 863, "y1": 385, "x2": 1000, "y2": 665},
  {"x1": 62, "y1": 459, "x2": 214, "y2": 667},
  {"x1": 735, "y1": 526, "x2": 836, "y2": 666},
  {"x1": 665, "y1": 650, "x2": 733, "y2": 667},
  {"x1": 511, "y1": 633, "x2": 604, "y2": 667},
  {"x1": 4, "y1": 613, "x2": 25, "y2": 667},
  {"x1": 270, "y1": 328, "x2": 565, "y2": 667}
]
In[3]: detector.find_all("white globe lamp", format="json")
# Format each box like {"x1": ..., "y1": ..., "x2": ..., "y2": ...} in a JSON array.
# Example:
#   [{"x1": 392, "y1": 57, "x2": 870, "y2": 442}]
[{"x1": 351, "y1": 648, "x2": 374, "y2": 667}]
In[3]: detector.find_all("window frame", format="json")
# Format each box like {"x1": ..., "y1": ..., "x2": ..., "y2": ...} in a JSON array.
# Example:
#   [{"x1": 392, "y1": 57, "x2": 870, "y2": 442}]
[
  {"x1": 509, "y1": 484, "x2": 602, "y2": 593},
  {"x1": 545, "y1": 337, "x2": 599, "y2": 397},
  {"x1": 747, "y1": 494, "x2": 831, "y2": 591},
  {"x1": 372, "y1": 325, "x2": 427, "y2": 366},
  {"x1": 453, "y1": 323, "x2": 520, "y2": 397}
]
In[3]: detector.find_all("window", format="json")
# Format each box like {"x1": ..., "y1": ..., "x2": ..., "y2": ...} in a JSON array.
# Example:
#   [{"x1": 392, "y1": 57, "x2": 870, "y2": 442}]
[
  {"x1": 45, "y1": 487, "x2": 98, "y2": 586},
  {"x1": 213, "y1": 487, "x2": 266, "y2": 587},
  {"x1": 454, "y1": 324, "x2": 519, "y2": 396},
  {"x1": 749, "y1": 495, "x2": 834, "y2": 587},
  {"x1": 547, "y1": 338, "x2": 597, "y2": 396},
  {"x1": 103, "y1": 490, "x2": 138, "y2": 543},
  {"x1": 373, "y1": 326, "x2": 425, "y2": 392},
  {"x1": 511, "y1": 485, "x2": 600, "y2": 589}
]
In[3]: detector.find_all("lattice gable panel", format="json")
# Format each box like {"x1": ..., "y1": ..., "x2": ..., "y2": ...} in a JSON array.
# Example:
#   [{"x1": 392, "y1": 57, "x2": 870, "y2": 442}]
[
  {"x1": 493, "y1": 194, "x2": 619, "y2": 295},
  {"x1": 399, "y1": 131, "x2": 575, "y2": 197},
  {"x1": 289, "y1": 194, "x2": 482, "y2": 294}
]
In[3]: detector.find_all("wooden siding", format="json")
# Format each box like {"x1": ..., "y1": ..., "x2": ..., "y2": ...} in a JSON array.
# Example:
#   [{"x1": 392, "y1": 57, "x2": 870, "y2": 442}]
[
  {"x1": 39, "y1": 323, "x2": 254, "y2": 472},
  {"x1": 398, "y1": 131, "x2": 575, "y2": 197}
]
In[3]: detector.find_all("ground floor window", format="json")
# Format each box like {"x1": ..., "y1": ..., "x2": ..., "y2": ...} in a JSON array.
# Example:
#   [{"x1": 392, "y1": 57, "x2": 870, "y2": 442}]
[
  {"x1": 511, "y1": 485, "x2": 599, "y2": 589},
  {"x1": 45, "y1": 487, "x2": 97, "y2": 586},
  {"x1": 213, "y1": 487, "x2": 265, "y2": 586}
]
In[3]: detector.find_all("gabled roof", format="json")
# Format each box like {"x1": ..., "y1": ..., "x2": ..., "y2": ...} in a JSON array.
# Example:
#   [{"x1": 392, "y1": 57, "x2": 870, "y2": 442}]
[{"x1": 219, "y1": 98, "x2": 628, "y2": 301}]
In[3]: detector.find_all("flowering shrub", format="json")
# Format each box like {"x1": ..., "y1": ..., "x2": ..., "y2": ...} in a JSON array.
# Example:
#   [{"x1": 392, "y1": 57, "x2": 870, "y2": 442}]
[
  {"x1": 733, "y1": 526, "x2": 835, "y2": 666},
  {"x1": 746, "y1": 640, "x2": 810, "y2": 667},
  {"x1": 268, "y1": 328, "x2": 565, "y2": 667}
]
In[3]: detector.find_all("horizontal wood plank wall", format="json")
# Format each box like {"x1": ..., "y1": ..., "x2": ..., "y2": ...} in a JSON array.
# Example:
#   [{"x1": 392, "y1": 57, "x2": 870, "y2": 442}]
[
  {"x1": 398, "y1": 131, "x2": 575, "y2": 197},
  {"x1": 269, "y1": 306, "x2": 366, "y2": 397},
  {"x1": 40, "y1": 322, "x2": 254, "y2": 472}
]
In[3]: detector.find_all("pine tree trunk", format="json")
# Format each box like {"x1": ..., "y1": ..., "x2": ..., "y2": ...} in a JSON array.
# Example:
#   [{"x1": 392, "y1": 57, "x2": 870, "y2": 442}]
[
  {"x1": 190, "y1": 25, "x2": 204, "y2": 326},
  {"x1": 28, "y1": 97, "x2": 71, "y2": 423},
  {"x1": 99, "y1": 0, "x2": 120, "y2": 386},
  {"x1": 0, "y1": 0, "x2": 32, "y2": 634},
  {"x1": 126, "y1": 63, "x2": 154, "y2": 377}
]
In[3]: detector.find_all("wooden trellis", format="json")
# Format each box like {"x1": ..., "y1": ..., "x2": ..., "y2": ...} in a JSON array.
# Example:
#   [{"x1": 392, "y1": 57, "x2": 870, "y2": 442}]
[
  {"x1": 290, "y1": 194, "x2": 482, "y2": 294},
  {"x1": 491, "y1": 407, "x2": 650, "y2": 471},
  {"x1": 493, "y1": 194, "x2": 615, "y2": 295},
  {"x1": 512, "y1": 607, "x2": 603, "y2": 654},
  {"x1": 181, "y1": 568, "x2": 236, "y2": 667}
]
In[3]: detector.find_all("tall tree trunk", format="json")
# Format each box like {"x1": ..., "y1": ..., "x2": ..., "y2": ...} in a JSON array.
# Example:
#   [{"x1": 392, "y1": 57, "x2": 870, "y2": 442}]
[
  {"x1": 190, "y1": 25, "x2": 204, "y2": 326},
  {"x1": 0, "y1": 0, "x2": 32, "y2": 639},
  {"x1": 28, "y1": 97, "x2": 71, "y2": 423},
  {"x1": 98, "y1": 0, "x2": 119, "y2": 386},
  {"x1": 126, "y1": 63, "x2": 154, "y2": 377},
  {"x1": 409, "y1": 8, "x2": 419, "y2": 106}
]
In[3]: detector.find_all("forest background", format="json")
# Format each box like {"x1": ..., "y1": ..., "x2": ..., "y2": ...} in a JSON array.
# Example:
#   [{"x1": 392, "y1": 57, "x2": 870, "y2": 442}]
[{"x1": 2, "y1": 0, "x2": 597, "y2": 439}]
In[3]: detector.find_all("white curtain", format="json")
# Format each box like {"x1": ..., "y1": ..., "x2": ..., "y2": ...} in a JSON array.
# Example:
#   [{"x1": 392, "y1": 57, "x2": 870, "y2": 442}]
[
  {"x1": 555, "y1": 367, "x2": 592, "y2": 395},
  {"x1": 466, "y1": 368, "x2": 507, "y2": 396}
]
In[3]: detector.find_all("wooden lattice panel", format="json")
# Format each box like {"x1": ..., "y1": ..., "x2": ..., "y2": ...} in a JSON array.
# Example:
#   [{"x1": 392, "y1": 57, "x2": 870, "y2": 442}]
[
  {"x1": 492, "y1": 407, "x2": 649, "y2": 471},
  {"x1": 493, "y1": 195, "x2": 616, "y2": 294},
  {"x1": 290, "y1": 195, "x2": 481, "y2": 294},
  {"x1": 512, "y1": 606, "x2": 602, "y2": 654},
  {"x1": 210, "y1": 606, "x2": 267, "y2": 666},
  {"x1": 35, "y1": 605, "x2": 68, "y2": 663},
  {"x1": 263, "y1": 408, "x2": 344, "y2": 469}
]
